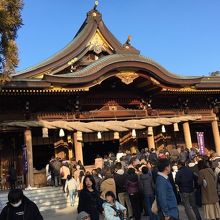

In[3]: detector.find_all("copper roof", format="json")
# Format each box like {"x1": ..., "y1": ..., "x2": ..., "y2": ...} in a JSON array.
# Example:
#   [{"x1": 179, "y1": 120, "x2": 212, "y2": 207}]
[{"x1": 2, "y1": 7, "x2": 219, "y2": 92}]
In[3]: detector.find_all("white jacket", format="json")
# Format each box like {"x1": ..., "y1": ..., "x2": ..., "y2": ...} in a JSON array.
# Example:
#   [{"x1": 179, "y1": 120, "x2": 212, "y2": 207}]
[{"x1": 65, "y1": 178, "x2": 78, "y2": 192}]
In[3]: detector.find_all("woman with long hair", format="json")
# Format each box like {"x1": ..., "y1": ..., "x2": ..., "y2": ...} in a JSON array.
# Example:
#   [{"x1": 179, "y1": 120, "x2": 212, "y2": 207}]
[
  {"x1": 77, "y1": 170, "x2": 85, "y2": 195},
  {"x1": 77, "y1": 175, "x2": 103, "y2": 220},
  {"x1": 198, "y1": 159, "x2": 220, "y2": 220}
]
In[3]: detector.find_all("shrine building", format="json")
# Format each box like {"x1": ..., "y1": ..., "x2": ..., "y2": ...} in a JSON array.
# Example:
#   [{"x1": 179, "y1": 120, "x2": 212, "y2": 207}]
[{"x1": 0, "y1": 6, "x2": 220, "y2": 187}]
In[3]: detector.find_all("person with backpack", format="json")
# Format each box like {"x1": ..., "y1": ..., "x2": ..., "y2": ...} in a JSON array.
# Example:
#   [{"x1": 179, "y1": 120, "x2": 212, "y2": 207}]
[
  {"x1": 103, "y1": 191, "x2": 127, "y2": 220},
  {"x1": 52, "y1": 158, "x2": 62, "y2": 187}
]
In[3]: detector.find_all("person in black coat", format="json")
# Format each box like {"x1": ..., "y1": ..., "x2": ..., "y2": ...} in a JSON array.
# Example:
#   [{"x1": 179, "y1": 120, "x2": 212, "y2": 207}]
[
  {"x1": 175, "y1": 161, "x2": 202, "y2": 220},
  {"x1": 125, "y1": 168, "x2": 141, "y2": 220},
  {"x1": 77, "y1": 175, "x2": 103, "y2": 220},
  {"x1": 0, "y1": 189, "x2": 43, "y2": 220}
]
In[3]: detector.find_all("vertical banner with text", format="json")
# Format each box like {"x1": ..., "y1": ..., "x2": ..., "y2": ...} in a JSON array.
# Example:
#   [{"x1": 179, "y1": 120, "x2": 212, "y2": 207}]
[
  {"x1": 196, "y1": 132, "x2": 205, "y2": 155},
  {"x1": 22, "y1": 144, "x2": 28, "y2": 174}
]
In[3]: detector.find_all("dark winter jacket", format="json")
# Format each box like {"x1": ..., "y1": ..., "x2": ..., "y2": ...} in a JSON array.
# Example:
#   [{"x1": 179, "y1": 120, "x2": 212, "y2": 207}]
[
  {"x1": 52, "y1": 160, "x2": 62, "y2": 176},
  {"x1": 175, "y1": 166, "x2": 195, "y2": 193},
  {"x1": 148, "y1": 153, "x2": 157, "y2": 162},
  {"x1": 125, "y1": 174, "x2": 139, "y2": 195},
  {"x1": 78, "y1": 188, "x2": 103, "y2": 220},
  {"x1": 0, "y1": 196, "x2": 43, "y2": 220},
  {"x1": 139, "y1": 173, "x2": 154, "y2": 195},
  {"x1": 114, "y1": 169, "x2": 127, "y2": 194}
]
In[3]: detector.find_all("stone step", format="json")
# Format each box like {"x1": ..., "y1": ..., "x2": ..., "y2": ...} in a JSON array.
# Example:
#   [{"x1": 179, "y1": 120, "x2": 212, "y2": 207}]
[
  {"x1": 0, "y1": 188, "x2": 65, "y2": 201},
  {"x1": 0, "y1": 186, "x2": 63, "y2": 196},
  {"x1": 1, "y1": 196, "x2": 69, "y2": 205},
  {"x1": 0, "y1": 187, "x2": 72, "y2": 212}
]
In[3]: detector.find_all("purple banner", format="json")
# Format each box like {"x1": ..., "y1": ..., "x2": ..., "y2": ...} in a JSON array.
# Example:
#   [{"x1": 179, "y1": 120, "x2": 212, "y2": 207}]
[
  {"x1": 22, "y1": 145, "x2": 28, "y2": 174},
  {"x1": 196, "y1": 132, "x2": 205, "y2": 155}
]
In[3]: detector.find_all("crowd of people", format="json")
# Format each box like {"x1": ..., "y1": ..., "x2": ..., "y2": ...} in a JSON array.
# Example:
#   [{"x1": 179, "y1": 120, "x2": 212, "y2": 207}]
[
  {"x1": 2, "y1": 145, "x2": 220, "y2": 220},
  {"x1": 45, "y1": 146, "x2": 220, "y2": 220}
]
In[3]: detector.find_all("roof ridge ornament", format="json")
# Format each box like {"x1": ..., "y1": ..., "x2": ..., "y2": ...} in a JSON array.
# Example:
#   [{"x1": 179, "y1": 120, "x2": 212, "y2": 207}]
[
  {"x1": 123, "y1": 35, "x2": 132, "y2": 49},
  {"x1": 125, "y1": 35, "x2": 132, "y2": 45},
  {"x1": 93, "y1": 1, "x2": 99, "y2": 10}
]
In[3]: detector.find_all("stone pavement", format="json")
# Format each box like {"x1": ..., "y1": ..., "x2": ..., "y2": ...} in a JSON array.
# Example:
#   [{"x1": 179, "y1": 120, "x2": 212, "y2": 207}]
[{"x1": 43, "y1": 203, "x2": 203, "y2": 220}]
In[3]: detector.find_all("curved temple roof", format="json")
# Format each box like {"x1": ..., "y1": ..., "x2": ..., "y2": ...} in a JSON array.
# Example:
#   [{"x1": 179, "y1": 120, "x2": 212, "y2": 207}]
[{"x1": 5, "y1": 7, "x2": 220, "y2": 91}]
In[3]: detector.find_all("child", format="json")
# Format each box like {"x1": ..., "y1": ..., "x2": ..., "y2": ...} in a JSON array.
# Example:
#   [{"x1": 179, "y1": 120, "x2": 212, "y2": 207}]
[
  {"x1": 103, "y1": 191, "x2": 127, "y2": 220},
  {"x1": 65, "y1": 175, "x2": 78, "y2": 206}
]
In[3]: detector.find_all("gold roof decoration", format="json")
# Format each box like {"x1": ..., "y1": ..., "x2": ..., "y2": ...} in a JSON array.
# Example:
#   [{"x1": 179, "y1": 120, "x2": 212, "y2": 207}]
[
  {"x1": 149, "y1": 77, "x2": 160, "y2": 85},
  {"x1": 68, "y1": 57, "x2": 78, "y2": 66},
  {"x1": 88, "y1": 30, "x2": 113, "y2": 54},
  {"x1": 116, "y1": 71, "x2": 139, "y2": 85},
  {"x1": 30, "y1": 70, "x2": 51, "y2": 79}
]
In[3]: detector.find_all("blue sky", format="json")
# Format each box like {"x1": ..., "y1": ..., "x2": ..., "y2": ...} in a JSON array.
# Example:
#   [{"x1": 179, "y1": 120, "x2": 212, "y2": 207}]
[{"x1": 16, "y1": 0, "x2": 220, "y2": 76}]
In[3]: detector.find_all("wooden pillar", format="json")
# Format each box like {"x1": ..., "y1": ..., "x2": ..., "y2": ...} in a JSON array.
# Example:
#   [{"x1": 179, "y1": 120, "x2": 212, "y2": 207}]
[
  {"x1": 24, "y1": 129, "x2": 34, "y2": 187},
  {"x1": 212, "y1": 120, "x2": 220, "y2": 155},
  {"x1": 68, "y1": 148, "x2": 73, "y2": 159},
  {"x1": 73, "y1": 132, "x2": 84, "y2": 165},
  {"x1": 183, "y1": 121, "x2": 192, "y2": 149},
  {"x1": 147, "y1": 128, "x2": 155, "y2": 149}
]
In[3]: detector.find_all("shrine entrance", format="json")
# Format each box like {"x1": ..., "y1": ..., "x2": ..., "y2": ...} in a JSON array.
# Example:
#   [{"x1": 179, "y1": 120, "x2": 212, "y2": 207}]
[{"x1": 83, "y1": 140, "x2": 119, "y2": 165}]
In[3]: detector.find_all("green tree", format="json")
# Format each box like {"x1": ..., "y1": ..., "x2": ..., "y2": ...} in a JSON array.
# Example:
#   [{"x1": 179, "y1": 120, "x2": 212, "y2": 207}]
[{"x1": 0, "y1": 0, "x2": 23, "y2": 84}]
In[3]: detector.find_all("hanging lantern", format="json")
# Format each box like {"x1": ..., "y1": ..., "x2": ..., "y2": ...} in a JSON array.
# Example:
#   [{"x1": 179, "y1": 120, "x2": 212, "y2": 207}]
[
  {"x1": 59, "y1": 128, "x2": 65, "y2": 137},
  {"x1": 97, "y1": 131, "x2": 102, "y2": 139},
  {"x1": 174, "y1": 123, "x2": 179, "y2": 132},
  {"x1": 114, "y1": 132, "x2": 120, "y2": 140},
  {"x1": 132, "y1": 129, "x2": 136, "y2": 138},
  {"x1": 161, "y1": 125, "x2": 166, "y2": 133},
  {"x1": 42, "y1": 128, "x2": 48, "y2": 138},
  {"x1": 77, "y1": 131, "x2": 83, "y2": 141},
  {"x1": 148, "y1": 127, "x2": 153, "y2": 136}
]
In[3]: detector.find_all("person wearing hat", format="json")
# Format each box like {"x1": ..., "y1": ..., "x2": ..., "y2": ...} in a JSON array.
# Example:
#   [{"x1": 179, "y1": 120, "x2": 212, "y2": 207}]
[{"x1": 77, "y1": 211, "x2": 91, "y2": 220}]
